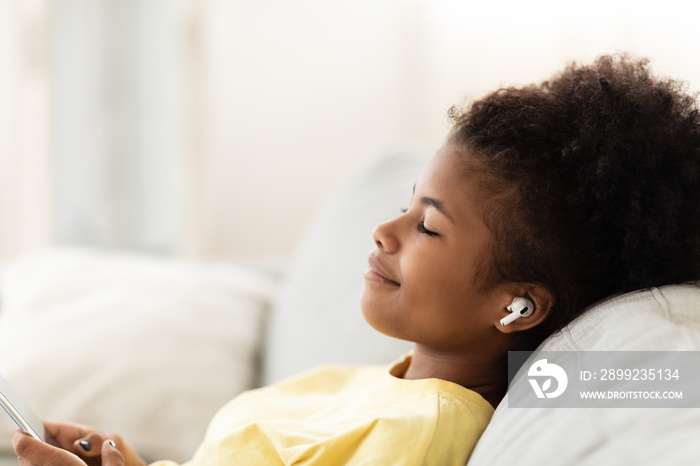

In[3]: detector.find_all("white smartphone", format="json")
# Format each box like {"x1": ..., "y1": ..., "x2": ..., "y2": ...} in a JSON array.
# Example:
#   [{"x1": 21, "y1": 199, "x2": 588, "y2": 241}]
[{"x1": 0, "y1": 374, "x2": 44, "y2": 442}]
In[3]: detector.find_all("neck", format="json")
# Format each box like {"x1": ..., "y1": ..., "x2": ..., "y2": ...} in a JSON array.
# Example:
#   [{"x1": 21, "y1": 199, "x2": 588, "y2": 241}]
[{"x1": 403, "y1": 344, "x2": 508, "y2": 408}]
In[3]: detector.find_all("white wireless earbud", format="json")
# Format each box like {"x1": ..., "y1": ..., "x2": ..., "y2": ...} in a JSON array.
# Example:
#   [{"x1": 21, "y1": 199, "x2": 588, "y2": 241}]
[{"x1": 500, "y1": 297, "x2": 534, "y2": 326}]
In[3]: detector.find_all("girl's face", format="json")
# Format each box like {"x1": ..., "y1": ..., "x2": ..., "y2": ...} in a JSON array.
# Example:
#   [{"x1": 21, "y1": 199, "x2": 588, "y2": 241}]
[{"x1": 361, "y1": 144, "x2": 514, "y2": 353}]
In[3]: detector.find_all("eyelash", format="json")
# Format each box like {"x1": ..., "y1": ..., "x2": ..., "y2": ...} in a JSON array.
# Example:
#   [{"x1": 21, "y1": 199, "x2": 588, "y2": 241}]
[{"x1": 400, "y1": 208, "x2": 439, "y2": 237}]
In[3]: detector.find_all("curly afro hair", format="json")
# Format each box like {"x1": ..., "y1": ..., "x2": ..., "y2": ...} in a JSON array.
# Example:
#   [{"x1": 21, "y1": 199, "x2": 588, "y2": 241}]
[{"x1": 448, "y1": 54, "x2": 700, "y2": 349}]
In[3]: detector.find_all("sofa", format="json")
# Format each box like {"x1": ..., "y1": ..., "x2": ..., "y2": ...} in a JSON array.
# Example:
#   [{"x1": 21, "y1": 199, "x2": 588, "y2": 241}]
[{"x1": 0, "y1": 153, "x2": 699, "y2": 465}]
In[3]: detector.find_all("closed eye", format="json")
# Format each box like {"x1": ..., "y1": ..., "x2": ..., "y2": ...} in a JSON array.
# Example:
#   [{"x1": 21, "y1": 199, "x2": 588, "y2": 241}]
[
  {"x1": 417, "y1": 221, "x2": 439, "y2": 236},
  {"x1": 401, "y1": 208, "x2": 439, "y2": 237}
]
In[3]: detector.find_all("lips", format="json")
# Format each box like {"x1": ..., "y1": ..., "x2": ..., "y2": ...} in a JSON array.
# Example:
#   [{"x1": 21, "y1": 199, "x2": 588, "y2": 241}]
[{"x1": 365, "y1": 255, "x2": 400, "y2": 286}]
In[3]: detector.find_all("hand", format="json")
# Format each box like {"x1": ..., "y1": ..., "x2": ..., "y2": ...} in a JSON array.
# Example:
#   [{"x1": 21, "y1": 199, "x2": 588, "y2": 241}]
[
  {"x1": 13, "y1": 430, "x2": 125, "y2": 466},
  {"x1": 13, "y1": 421, "x2": 147, "y2": 466}
]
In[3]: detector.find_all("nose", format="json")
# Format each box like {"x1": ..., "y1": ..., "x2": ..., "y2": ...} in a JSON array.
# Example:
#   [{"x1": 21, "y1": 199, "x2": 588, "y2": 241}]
[{"x1": 371, "y1": 218, "x2": 399, "y2": 253}]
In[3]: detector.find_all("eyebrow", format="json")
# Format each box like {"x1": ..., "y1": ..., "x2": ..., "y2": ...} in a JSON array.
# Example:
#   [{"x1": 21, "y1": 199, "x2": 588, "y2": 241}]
[
  {"x1": 420, "y1": 196, "x2": 455, "y2": 224},
  {"x1": 412, "y1": 183, "x2": 455, "y2": 223}
]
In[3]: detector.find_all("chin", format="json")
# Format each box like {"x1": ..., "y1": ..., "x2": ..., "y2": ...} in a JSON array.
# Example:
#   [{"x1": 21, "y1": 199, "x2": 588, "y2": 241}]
[
  {"x1": 360, "y1": 292, "x2": 386, "y2": 332},
  {"x1": 359, "y1": 288, "x2": 376, "y2": 326},
  {"x1": 360, "y1": 290, "x2": 408, "y2": 341}
]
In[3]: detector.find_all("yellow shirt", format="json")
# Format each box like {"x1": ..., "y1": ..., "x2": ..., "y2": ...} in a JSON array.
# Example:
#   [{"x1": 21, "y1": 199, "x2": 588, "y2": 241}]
[{"x1": 150, "y1": 355, "x2": 494, "y2": 465}]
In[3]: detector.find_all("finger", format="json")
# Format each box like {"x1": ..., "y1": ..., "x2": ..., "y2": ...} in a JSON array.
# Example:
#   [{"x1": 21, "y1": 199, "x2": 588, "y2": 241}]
[
  {"x1": 102, "y1": 440, "x2": 125, "y2": 466},
  {"x1": 12, "y1": 430, "x2": 39, "y2": 460},
  {"x1": 12, "y1": 430, "x2": 84, "y2": 465},
  {"x1": 43, "y1": 421, "x2": 93, "y2": 449},
  {"x1": 17, "y1": 451, "x2": 39, "y2": 466},
  {"x1": 73, "y1": 432, "x2": 106, "y2": 458}
]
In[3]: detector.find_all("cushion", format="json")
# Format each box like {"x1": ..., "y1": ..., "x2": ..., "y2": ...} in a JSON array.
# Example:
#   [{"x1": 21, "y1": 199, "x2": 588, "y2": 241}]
[
  {"x1": 468, "y1": 284, "x2": 700, "y2": 465},
  {"x1": 262, "y1": 152, "x2": 428, "y2": 385},
  {"x1": 0, "y1": 247, "x2": 276, "y2": 463}
]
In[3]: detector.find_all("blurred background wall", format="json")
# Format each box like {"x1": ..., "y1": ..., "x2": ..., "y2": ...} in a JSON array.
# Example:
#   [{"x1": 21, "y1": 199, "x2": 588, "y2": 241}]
[{"x1": 1, "y1": 0, "x2": 699, "y2": 263}]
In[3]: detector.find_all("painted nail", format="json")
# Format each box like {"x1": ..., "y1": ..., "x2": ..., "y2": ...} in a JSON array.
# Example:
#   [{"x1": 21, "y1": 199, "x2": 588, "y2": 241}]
[
  {"x1": 79, "y1": 440, "x2": 91, "y2": 452},
  {"x1": 109, "y1": 440, "x2": 117, "y2": 448}
]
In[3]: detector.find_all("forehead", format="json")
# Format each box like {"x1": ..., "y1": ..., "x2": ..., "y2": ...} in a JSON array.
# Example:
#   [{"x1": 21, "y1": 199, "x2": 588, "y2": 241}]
[{"x1": 418, "y1": 143, "x2": 483, "y2": 184}]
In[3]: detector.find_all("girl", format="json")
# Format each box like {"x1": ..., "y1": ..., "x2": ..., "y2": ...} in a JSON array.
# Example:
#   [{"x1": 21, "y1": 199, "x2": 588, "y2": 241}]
[{"x1": 13, "y1": 54, "x2": 700, "y2": 465}]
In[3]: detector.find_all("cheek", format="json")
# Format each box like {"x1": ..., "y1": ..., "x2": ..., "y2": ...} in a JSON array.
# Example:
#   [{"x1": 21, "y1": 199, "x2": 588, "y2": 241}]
[{"x1": 402, "y1": 251, "x2": 477, "y2": 304}]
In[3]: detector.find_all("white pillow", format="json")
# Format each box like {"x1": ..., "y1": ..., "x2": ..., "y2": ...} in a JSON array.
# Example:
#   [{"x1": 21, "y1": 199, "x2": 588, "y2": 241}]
[
  {"x1": 468, "y1": 284, "x2": 700, "y2": 465},
  {"x1": 0, "y1": 247, "x2": 276, "y2": 463},
  {"x1": 262, "y1": 153, "x2": 427, "y2": 385}
]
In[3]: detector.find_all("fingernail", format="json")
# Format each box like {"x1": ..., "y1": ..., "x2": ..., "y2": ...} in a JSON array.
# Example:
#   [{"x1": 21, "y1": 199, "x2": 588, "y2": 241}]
[
  {"x1": 79, "y1": 441, "x2": 91, "y2": 452},
  {"x1": 109, "y1": 440, "x2": 117, "y2": 448}
]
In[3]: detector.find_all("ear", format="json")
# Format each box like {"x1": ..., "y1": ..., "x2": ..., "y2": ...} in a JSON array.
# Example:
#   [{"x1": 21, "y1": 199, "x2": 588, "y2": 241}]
[{"x1": 494, "y1": 284, "x2": 555, "y2": 334}]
